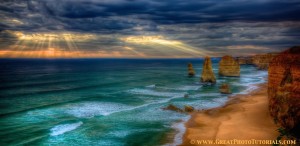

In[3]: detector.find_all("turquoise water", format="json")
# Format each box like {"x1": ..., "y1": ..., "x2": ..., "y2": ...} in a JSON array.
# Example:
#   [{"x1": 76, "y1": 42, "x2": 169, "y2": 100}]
[{"x1": 0, "y1": 59, "x2": 267, "y2": 146}]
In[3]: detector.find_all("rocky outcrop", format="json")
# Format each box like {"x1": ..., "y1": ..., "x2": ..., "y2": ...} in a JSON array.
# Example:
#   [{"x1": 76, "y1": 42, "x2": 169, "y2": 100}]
[
  {"x1": 253, "y1": 53, "x2": 277, "y2": 70},
  {"x1": 163, "y1": 104, "x2": 195, "y2": 113},
  {"x1": 184, "y1": 105, "x2": 194, "y2": 112},
  {"x1": 268, "y1": 46, "x2": 300, "y2": 138},
  {"x1": 187, "y1": 63, "x2": 195, "y2": 77},
  {"x1": 219, "y1": 84, "x2": 232, "y2": 94},
  {"x1": 184, "y1": 94, "x2": 189, "y2": 98},
  {"x1": 163, "y1": 104, "x2": 183, "y2": 113},
  {"x1": 219, "y1": 55, "x2": 240, "y2": 76},
  {"x1": 200, "y1": 56, "x2": 216, "y2": 83}
]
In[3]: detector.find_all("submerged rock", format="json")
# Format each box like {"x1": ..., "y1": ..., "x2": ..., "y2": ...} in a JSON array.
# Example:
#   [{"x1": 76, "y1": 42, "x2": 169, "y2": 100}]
[
  {"x1": 187, "y1": 63, "x2": 195, "y2": 77},
  {"x1": 268, "y1": 46, "x2": 300, "y2": 138},
  {"x1": 163, "y1": 104, "x2": 183, "y2": 113},
  {"x1": 219, "y1": 83, "x2": 232, "y2": 94},
  {"x1": 184, "y1": 94, "x2": 189, "y2": 98},
  {"x1": 219, "y1": 55, "x2": 240, "y2": 76},
  {"x1": 184, "y1": 105, "x2": 194, "y2": 112},
  {"x1": 200, "y1": 56, "x2": 216, "y2": 83}
]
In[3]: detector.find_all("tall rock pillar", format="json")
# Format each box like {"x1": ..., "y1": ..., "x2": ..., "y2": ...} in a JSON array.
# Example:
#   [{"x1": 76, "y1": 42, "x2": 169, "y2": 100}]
[
  {"x1": 201, "y1": 56, "x2": 216, "y2": 83},
  {"x1": 188, "y1": 63, "x2": 195, "y2": 77}
]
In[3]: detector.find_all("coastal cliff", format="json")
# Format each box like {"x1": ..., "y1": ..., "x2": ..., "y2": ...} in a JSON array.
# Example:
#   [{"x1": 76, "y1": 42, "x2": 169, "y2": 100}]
[
  {"x1": 268, "y1": 46, "x2": 300, "y2": 138},
  {"x1": 252, "y1": 53, "x2": 277, "y2": 70},
  {"x1": 219, "y1": 55, "x2": 240, "y2": 76},
  {"x1": 200, "y1": 56, "x2": 216, "y2": 83},
  {"x1": 236, "y1": 56, "x2": 253, "y2": 65},
  {"x1": 235, "y1": 53, "x2": 276, "y2": 70}
]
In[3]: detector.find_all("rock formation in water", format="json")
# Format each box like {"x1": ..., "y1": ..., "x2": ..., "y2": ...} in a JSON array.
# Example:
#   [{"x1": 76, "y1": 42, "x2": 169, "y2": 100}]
[
  {"x1": 200, "y1": 56, "x2": 216, "y2": 83},
  {"x1": 253, "y1": 53, "x2": 277, "y2": 70},
  {"x1": 163, "y1": 104, "x2": 195, "y2": 113},
  {"x1": 163, "y1": 104, "x2": 183, "y2": 113},
  {"x1": 187, "y1": 63, "x2": 195, "y2": 77},
  {"x1": 184, "y1": 105, "x2": 194, "y2": 112},
  {"x1": 219, "y1": 83, "x2": 232, "y2": 94},
  {"x1": 219, "y1": 55, "x2": 240, "y2": 76},
  {"x1": 184, "y1": 94, "x2": 189, "y2": 98},
  {"x1": 268, "y1": 46, "x2": 300, "y2": 138}
]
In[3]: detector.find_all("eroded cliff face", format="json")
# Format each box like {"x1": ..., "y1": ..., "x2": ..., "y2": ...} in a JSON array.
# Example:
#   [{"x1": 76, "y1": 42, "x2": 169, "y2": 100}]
[
  {"x1": 235, "y1": 54, "x2": 276, "y2": 69},
  {"x1": 188, "y1": 63, "x2": 195, "y2": 77},
  {"x1": 236, "y1": 57, "x2": 253, "y2": 65},
  {"x1": 253, "y1": 53, "x2": 277, "y2": 70},
  {"x1": 268, "y1": 46, "x2": 300, "y2": 137},
  {"x1": 219, "y1": 55, "x2": 240, "y2": 76},
  {"x1": 201, "y1": 56, "x2": 216, "y2": 83}
]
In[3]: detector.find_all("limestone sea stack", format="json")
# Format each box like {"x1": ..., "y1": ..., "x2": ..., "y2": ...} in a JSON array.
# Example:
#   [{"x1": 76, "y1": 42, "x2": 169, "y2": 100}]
[
  {"x1": 268, "y1": 46, "x2": 300, "y2": 138},
  {"x1": 200, "y1": 56, "x2": 216, "y2": 83},
  {"x1": 219, "y1": 55, "x2": 240, "y2": 76},
  {"x1": 187, "y1": 63, "x2": 195, "y2": 77}
]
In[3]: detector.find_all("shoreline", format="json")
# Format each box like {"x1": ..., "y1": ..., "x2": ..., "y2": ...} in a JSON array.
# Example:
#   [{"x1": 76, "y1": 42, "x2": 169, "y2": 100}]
[{"x1": 179, "y1": 83, "x2": 279, "y2": 146}]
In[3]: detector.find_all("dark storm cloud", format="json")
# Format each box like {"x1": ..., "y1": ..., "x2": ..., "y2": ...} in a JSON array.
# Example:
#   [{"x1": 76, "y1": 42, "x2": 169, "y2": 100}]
[
  {"x1": 0, "y1": 30, "x2": 19, "y2": 49},
  {"x1": 1, "y1": 0, "x2": 300, "y2": 32},
  {"x1": 48, "y1": 0, "x2": 300, "y2": 23}
]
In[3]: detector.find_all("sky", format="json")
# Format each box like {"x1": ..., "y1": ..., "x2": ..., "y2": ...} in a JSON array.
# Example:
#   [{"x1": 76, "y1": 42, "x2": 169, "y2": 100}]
[{"x1": 0, "y1": 0, "x2": 300, "y2": 58}]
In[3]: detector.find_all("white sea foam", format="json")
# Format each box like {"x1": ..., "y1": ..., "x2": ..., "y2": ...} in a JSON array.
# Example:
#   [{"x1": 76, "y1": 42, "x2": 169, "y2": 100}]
[
  {"x1": 239, "y1": 85, "x2": 259, "y2": 94},
  {"x1": 146, "y1": 84, "x2": 156, "y2": 88},
  {"x1": 115, "y1": 93, "x2": 186, "y2": 116},
  {"x1": 241, "y1": 71, "x2": 268, "y2": 78},
  {"x1": 50, "y1": 121, "x2": 83, "y2": 136},
  {"x1": 128, "y1": 88, "x2": 184, "y2": 97},
  {"x1": 172, "y1": 96, "x2": 227, "y2": 110},
  {"x1": 232, "y1": 72, "x2": 267, "y2": 88},
  {"x1": 164, "y1": 116, "x2": 190, "y2": 146},
  {"x1": 160, "y1": 85, "x2": 201, "y2": 91},
  {"x1": 65, "y1": 102, "x2": 133, "y2": 118},
  {"x1": 189, "y1": 93, "x2": 221, "y2": 98},
  {"x1": 65, "y1": 89, "x2": 185, "y2": 118}
]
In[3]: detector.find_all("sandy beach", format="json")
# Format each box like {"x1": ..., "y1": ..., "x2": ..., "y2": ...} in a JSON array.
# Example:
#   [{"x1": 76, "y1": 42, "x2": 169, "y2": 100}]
[{"x1": 180, "y1": 84, "x2": 279, "y2": 146}]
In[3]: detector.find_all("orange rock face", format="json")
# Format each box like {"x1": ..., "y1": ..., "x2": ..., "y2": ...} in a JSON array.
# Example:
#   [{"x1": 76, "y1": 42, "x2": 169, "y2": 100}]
[
  {"x1": 219, "y1": 55, "x2": 240, "y2": 76},
  {"x1": 200, "y1": 56, "x2": 216, "y2": 83},
  {"x1": 253, "y1": 53, "x2": 277, "y2": 70},
  {"x1": 268, "y1": 46, "x2": 300, "y2": 136},
  {"x1": 187, "y1": 63, "x2": 195, "y2": 77}
]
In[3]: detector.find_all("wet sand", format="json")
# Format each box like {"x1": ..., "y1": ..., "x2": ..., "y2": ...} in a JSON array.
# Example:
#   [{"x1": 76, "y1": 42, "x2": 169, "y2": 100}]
[{"x1": 180, "y1": 84, "x2": 279, "y2": 146}]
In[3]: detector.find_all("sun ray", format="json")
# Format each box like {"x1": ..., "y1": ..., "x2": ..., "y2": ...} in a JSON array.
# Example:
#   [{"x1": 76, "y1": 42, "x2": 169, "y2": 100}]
[
  {"x1": 123, "y1": 46, "x2": 146, "y2": 57},
  {"x1": 2, "y1": 31, "x2": 210, "y2": 58},
  {"x1": 2, "y1": 31, "x2": 97, "y2": 58},
  {"x1": 121, "y1": 35, "x2": 211, "y2": 57}
]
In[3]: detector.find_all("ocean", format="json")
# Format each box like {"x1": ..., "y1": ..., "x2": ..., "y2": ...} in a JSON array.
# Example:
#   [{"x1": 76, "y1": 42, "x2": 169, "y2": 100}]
[{"x1": 0, "y1": 58, "x2": 267, "y2": 146}]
